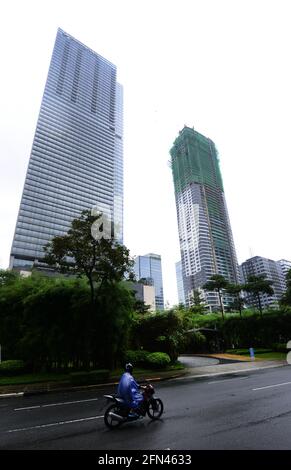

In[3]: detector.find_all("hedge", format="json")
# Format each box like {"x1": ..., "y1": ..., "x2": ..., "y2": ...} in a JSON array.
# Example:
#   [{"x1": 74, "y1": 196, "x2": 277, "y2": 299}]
[
  {"x1": 191, "y1": 310, "x2": 291, "y2": 351},
  {"x1": 130, "y1": 310, "x2": 187, "y2": 361},
  {"x1": 0, "y1": 360, "x2": 25, "y2": 376},
  {"x1": 69, "y1": 369, "x2": 110, "y2": 385},
  {"x1": 124, "y1": 349, "x2": 151, "y2": 367},
  {"x1": 144, "y1": 352, "x2": 171, "y2": 369}
]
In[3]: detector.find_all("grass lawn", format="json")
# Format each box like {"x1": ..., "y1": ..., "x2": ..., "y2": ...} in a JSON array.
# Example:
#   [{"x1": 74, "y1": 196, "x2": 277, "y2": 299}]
[
  {"x1": 0, "y1": 361, "x2": 185, "y2": 387},
  {"x1": 254, "y1": 352, "x2": 286, "y2": 360},
  {"x1": 226, "y1": 348, "x2": 286, "y2": 361},
  {"x1": 0, "y1": 373, "x2": 70, "y2": 386}
]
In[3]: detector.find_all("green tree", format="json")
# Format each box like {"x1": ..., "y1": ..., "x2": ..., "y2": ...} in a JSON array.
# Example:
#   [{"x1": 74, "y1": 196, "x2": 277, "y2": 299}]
[
  {"x1": 226, "y1": 283, "x2": 244, "y2": 317},
  {"x1": 43, "y1": 210, "x2": 134, "y2": 304},
  {"x1": 203, "y1": 274, "x2": 229, "y2": 320},
  {"x1": 0, "y1": 269, "x2": 19, "y2": 287},
  {"x1": 244, "y1": 274, "x2": 274, "y2": 317},
  {"x1": 0, "y1": 273, "x2": 134, "y2": 372},
  {"x1": 131, "y1": 309, "x2": 190, "y2": 361},
  {"x1": 0, "y1": 273, "x2": 53, "y2": 362},
  {"x1": 189, "y1": 289, "x2": 207, "y2": 315},
  {"x1": 133, "y1": 298, "x2": 151, "y2": 314},
  {"x1": 94, "y1": 282, "x2": 134, "y2": 369}
]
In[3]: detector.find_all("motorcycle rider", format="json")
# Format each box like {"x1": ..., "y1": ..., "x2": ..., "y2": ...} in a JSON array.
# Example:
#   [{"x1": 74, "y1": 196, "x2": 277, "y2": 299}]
[{"x1": 117, "y1": 363, "x2": 144, "y2": 418}]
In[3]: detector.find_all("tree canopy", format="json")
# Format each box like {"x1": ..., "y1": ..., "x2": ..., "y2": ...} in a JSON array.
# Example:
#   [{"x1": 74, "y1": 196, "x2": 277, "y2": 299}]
[
  {"x1": 244, "y1": 274, "x2": 274, "y2": 316},
  {"x1": 43, "y1": 209, "x2": 134, "y2": 304},
  {"x1": 203, "y1": 274, "x2": 229, "y2": 320}
]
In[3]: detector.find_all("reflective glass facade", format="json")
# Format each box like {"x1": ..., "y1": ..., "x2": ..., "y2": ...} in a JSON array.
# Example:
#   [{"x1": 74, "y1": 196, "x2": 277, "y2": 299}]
[
  {"x1": 10, "y1": 29, "x2": 123, "y2": 269},
  {"x1": 175, "y1": 261, "x2": 185, "y2": 305},
  {"x1": 134, "y1": 254, "x2": 164, "y2": 310}
]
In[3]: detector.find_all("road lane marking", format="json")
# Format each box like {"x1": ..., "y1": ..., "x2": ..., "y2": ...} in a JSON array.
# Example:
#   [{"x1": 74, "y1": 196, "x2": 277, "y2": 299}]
[
  {"x1": 14, "y1": 397, "x2": 99, "y2": 411},
  {"x1": 207, "y1": 376, "x2": 249, "y2": 384},
  {"x1": 15, "y1": 405, "x2": 41, "y2": 411},
  {"x1": 6, "y1": 415, "x2": 104, "y2": 433},
  {"x1": 253, "y1": 381, "x2": 291, "y2": 391},
  {"x1": 0, "y1": 393, "x2": 24, "y2": 398}
]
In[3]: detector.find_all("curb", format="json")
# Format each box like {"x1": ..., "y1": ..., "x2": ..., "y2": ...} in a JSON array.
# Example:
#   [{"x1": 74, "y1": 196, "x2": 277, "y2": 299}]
[
  {"x1": 0, "y1": 372, "x2": 188, "y2": 399},
  {"x1": 0, "y1": 361, "x2": 286, "y2": 399}
]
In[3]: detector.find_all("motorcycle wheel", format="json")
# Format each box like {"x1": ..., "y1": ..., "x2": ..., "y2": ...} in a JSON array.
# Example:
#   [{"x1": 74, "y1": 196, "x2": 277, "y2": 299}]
[
  {"x1": 104, "y1": 404, "x2": 123, "y2": 429},
  {"x1": 147, "y1": 398, "x2": 164, "y2": 420}
]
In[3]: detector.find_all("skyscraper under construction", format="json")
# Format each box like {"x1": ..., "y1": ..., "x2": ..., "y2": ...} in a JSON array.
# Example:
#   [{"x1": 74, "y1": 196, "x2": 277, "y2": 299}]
[{"x1": 170, "y1": 126, "x2": 240, "y2": 310}]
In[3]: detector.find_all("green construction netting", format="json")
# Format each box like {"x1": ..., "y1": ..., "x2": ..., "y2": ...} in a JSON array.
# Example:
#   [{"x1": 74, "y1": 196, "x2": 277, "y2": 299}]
[{"x1": 170, "y1": 127, "x2": 224, "y2": 194}]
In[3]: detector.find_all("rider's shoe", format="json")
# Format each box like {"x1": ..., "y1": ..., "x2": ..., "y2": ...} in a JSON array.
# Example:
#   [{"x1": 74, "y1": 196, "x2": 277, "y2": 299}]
[{"x1": 128, "y1": 412, "x2": 139, "y2": 419}]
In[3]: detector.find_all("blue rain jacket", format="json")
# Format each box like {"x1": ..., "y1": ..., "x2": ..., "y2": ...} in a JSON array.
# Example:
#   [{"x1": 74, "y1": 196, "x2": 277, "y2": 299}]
[{"x1": 117, "y1": 372, "x2": 144, "y2": 408}]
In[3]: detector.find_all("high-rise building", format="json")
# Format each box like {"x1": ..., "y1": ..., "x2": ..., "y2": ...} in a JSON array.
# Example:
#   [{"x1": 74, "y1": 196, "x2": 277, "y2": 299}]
[
  {"x1": 175, "y1": 261, "x2": 185, "y2": 305},
  {"x1": 170, "y1": 126, "x2": 240, "y2": 309},
  {"x1": 134, "y1": 254, "x2": 164, "y2": 310},
  {"x1": 10, "y1": 28, "x2": 123, "y2": 271},
  {"x1": 277, "y1": 259, "x2": 291, "y2": 290},
  {"x1": 240, "y1": 256, "x2": 286, "y2": 309}
]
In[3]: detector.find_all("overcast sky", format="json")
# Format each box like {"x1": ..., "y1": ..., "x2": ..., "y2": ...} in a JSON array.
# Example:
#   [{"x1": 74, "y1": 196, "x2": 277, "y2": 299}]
[{"x1": 1, "y1": 0, "x2": 291, "y2": 306}]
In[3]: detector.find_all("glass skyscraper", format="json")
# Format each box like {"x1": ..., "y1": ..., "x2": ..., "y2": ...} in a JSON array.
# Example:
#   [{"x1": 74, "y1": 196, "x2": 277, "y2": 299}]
[
  {"x1": 134, "y1": 254, "x2": 164, "y2": 310},
  {"x1": 170, "y1": 126, "x2": 240, "y2": 310},
  {"x1": 10, "y1": 28, "x2": 123, "y2": 270},
  {"x1": 175, "y1": 261, "x2": 186, "y2": 305}
]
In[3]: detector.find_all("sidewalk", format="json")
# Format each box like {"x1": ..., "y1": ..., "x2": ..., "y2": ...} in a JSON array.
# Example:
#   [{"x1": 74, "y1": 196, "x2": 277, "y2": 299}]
[
  {"x1": 0, "y1": 355, "x2": 287, "y2": 397},
  {"x1": 204, "y1": 353, "x2": 252, "y2": 362},
  {"x1": 176, "y1": 353, "x2": 287, "y2": 380},
  {"x1": 179, "y1": 357, "x2": 287, "y2": 380}
]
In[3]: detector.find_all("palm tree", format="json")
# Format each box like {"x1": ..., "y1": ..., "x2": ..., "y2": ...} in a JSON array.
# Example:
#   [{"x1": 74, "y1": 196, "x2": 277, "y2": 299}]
[{"x1": 203, "y1": 274, "x2": 229, "y2": 320}]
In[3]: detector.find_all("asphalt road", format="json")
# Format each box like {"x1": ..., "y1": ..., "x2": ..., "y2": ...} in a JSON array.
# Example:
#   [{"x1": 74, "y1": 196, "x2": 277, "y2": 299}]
[
  {"x1": 1, "y1": 365, "x2": 291, "y2": 450},
  {"x1": 178, "y1": 355, "x2": 219, "y2": 367}
]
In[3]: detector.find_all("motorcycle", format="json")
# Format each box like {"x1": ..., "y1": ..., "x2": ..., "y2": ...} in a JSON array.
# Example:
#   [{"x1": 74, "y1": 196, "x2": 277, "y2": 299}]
[{"x1": 103, "y1": 383, "x2": 164, "y2": 429}]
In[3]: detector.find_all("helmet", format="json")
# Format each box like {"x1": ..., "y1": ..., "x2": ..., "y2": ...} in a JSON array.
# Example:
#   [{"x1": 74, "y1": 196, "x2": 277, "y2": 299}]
[{"x1": 125, "y1": 363, "x2": 133, "y2": 374}]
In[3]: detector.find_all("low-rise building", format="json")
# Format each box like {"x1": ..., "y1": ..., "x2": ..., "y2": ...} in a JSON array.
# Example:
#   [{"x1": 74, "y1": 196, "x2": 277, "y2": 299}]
[{"x1": 130, "y1": 282, "x2": 156, "y2": 312}]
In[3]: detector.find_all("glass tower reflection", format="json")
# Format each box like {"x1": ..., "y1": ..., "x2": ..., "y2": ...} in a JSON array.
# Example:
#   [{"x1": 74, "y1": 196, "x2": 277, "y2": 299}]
[
  {"x1": 10, "y1": 28, "x2": 123, "y2": 270},
  {"x1": 134, "y1": 254, "x2": 164, "y2": 310}
]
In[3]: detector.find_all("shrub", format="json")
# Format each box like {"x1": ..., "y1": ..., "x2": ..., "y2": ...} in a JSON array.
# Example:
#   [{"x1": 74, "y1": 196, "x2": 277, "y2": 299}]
[
  {"x1": 0, "y1": 360, "x2": 25, "y2": 376},
  {"x1": 131, "y1": 310, "x2": 188, "y2": 362},
  {"x1": 187, "y1": 331, "x2": 207, "y2": 352},
  {"x1": 124, "y1": 349, "x2": 150, "y2": 366},
  {"x1": 69, "y1": 369, "x2": 110, "y2": 385},
  {"x1": 144, "y1": 352, "x2": 171, "y2": 369}
]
